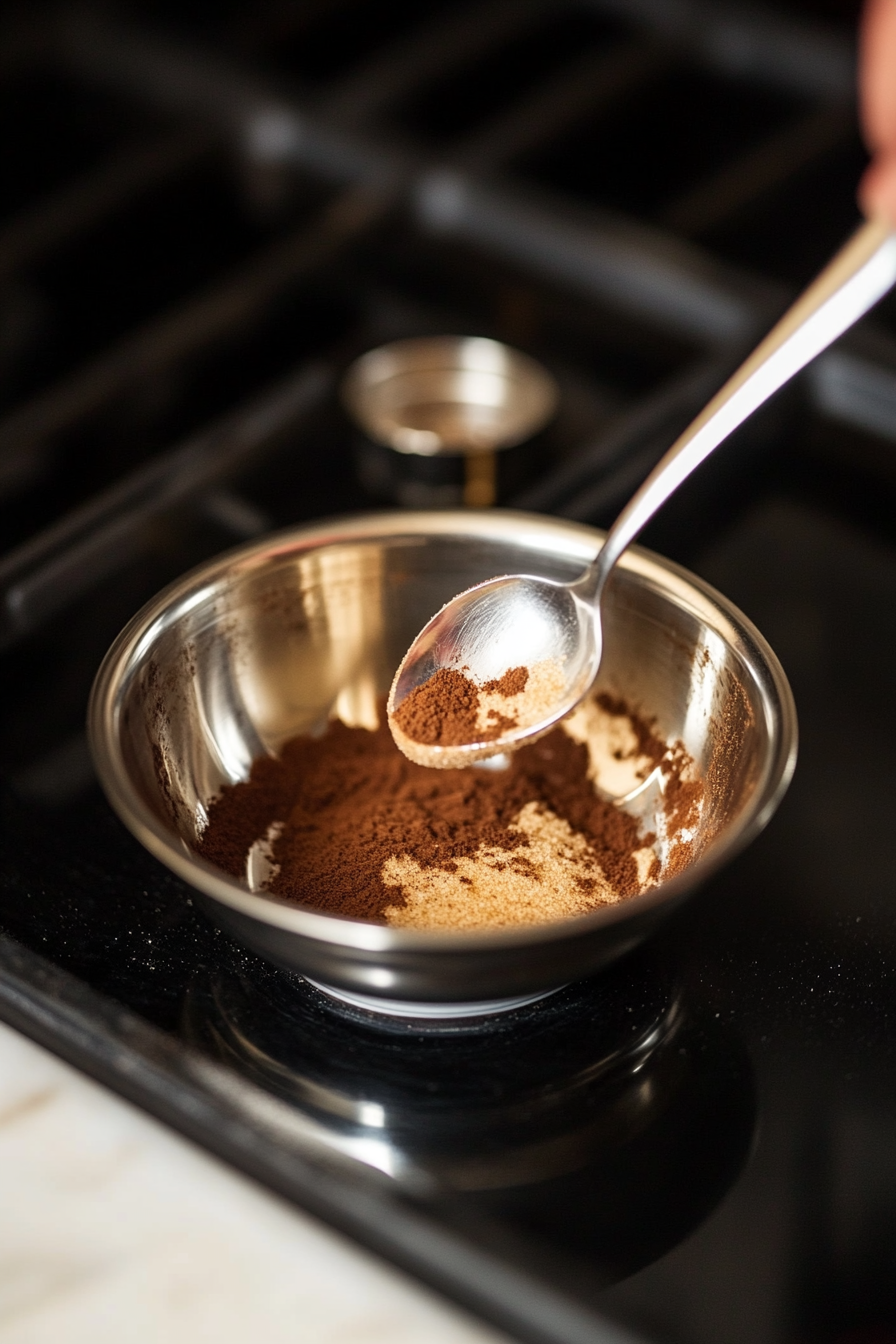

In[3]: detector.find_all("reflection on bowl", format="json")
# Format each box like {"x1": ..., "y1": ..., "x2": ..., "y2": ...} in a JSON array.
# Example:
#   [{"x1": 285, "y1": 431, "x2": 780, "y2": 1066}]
[{"x1": 88, "y1": 511, "x2": 796, "y2": 1011}]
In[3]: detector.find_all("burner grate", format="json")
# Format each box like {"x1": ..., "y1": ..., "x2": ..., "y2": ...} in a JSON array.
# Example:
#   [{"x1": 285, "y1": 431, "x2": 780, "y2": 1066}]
[{"x1": 0, "y1": 0, "x2": 888, "y2": 674}]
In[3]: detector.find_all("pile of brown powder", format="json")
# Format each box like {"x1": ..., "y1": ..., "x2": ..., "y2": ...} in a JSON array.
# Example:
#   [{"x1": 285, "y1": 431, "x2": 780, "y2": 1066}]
[{"x1": 197, "y1": 692, "x2": 702, "y2": 931}]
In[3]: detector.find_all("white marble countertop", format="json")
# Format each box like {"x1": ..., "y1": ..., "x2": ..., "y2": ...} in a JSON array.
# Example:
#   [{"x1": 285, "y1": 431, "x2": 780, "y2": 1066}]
[{"x1": 0, "y1": 1020, "x2": 512, "y2": 1343}]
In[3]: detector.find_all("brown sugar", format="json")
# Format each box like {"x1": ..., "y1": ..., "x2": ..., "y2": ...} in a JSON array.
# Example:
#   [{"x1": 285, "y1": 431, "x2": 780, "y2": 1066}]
[{"x1": 197, "y1": 693, "x2": 704, "y2": 931}]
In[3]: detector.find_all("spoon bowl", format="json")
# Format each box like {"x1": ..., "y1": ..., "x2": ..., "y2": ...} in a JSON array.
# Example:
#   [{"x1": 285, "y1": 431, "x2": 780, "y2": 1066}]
[{"x1": 388, "y1": 574, "x2": 598, "y2": 767}]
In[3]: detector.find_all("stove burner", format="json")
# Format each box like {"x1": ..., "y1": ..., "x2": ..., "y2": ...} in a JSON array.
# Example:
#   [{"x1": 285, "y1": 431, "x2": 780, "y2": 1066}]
[
  {"x1": 184, "y1": 952, "x2": 684, "y2": 1187},
  {"x1": 182, "y1": 947, "x2": 754, "y2": 1279}
]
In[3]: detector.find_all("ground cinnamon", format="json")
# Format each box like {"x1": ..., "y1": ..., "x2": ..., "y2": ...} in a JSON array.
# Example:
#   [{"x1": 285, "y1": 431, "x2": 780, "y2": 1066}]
[
  {"x1": 390, "y1": 659, "x2": 568, "y2": 766},
  {"x1": 197, "y1": 692, "x2": 701, "y2": 930},
  {"x1": 393, "y1": 666, "x2": 527, "y2": 747}
]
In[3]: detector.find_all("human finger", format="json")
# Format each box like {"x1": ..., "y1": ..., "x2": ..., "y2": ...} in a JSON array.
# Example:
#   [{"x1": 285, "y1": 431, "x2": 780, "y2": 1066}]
[{"x1": 861, "y1": 0, "x2": 896, "y2": 152}]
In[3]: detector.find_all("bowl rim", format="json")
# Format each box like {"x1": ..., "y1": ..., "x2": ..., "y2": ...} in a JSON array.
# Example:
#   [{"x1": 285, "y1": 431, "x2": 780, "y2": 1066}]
[{"x1": 88, "y1": 509, "x2": 798, "y2": 953}]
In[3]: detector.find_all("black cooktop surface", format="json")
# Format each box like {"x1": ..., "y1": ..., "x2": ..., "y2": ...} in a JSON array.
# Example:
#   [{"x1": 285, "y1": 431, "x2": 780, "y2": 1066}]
[{"x1": 2, "y1": 2, "x2": 896, "y2": 1342}]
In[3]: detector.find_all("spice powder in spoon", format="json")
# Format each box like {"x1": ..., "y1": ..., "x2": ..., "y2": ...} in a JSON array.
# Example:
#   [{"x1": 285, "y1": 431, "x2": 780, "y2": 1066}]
[{"x1": 391, "y1": 660, "x2": 567, "y2": 752}]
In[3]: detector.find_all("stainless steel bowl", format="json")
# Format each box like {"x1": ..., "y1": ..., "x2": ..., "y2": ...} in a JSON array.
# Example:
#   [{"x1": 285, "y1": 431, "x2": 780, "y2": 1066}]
[{"x1": 88, "y1": 511, "x2": 797, "y2": 1014}]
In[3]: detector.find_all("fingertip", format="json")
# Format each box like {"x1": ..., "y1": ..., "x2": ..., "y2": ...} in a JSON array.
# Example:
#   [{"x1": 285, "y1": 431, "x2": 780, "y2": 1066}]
[{"x1": 860, "y1": 0, "x2": 896, "y2": 151}]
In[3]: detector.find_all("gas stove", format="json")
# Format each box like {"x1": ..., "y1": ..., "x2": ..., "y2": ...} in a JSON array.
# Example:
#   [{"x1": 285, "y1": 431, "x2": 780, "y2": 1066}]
[{"x1": 2, "y1": 2, "x2": 896, "y2": 1341}]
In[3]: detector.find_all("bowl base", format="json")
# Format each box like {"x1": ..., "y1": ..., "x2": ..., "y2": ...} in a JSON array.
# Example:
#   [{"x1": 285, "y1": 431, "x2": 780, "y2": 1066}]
[{"x1": 302, "y1": 977, "x2": 564, "y2": 1020}]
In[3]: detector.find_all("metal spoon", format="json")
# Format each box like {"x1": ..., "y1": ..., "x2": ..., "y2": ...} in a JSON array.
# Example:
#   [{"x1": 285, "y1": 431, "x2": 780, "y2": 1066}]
[{"x1": 388, "y1": 217, "x2": 896, "y2": 768}]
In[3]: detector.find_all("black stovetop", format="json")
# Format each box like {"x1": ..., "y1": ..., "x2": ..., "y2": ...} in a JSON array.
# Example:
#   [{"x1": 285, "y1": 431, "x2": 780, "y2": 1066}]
[{"x1": 2, "y1": 3, "x2": 896, "y2": 1342}]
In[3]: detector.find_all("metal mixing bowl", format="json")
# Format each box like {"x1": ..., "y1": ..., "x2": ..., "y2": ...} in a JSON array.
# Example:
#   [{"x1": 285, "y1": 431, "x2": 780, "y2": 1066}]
[{"x1": 88, "y1": 511, "x2": 797, "y2": 1013}]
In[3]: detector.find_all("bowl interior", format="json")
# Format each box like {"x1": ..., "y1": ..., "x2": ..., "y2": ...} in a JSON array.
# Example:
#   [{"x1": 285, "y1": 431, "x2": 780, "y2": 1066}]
[{"x1": 109, "y1": 520, "x2": 785, "y2": 903}]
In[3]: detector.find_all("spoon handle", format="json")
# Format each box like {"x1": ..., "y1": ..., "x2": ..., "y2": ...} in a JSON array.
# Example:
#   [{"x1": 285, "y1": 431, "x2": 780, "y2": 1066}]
[{"x1": 580, "y1": 216, "x2": 896, "y2": 604}]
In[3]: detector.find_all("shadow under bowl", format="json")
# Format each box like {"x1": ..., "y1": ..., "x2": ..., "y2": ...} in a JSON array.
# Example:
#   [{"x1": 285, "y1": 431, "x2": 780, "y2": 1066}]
[{"x1": 88, "y1": 511, "x2": 796, "y2": 1011}]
